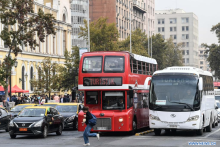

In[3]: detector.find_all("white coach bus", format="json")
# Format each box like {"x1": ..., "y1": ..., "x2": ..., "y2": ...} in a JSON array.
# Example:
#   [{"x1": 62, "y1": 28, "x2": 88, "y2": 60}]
[{"x1": 149, "y1": 66, "x2": 216, "y2": 136}]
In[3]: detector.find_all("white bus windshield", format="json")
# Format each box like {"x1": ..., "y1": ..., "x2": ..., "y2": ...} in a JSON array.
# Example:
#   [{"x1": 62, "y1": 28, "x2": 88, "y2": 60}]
[{"x1": 150, "y1": 74, "x2": 200, "y2": 111}]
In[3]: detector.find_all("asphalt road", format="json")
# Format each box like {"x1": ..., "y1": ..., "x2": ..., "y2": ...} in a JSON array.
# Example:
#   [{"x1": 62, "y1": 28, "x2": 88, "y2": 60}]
[{"x1": 0, "y1": 126, "x2": 220, "y2": 147}]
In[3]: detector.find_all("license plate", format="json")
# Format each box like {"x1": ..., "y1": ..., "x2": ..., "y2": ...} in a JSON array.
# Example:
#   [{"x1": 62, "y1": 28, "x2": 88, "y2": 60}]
[
  {"x1": 19, "y1": 128, "x2": 27, "y2": 131},
  {"x1": 169, "y1": 125, "x2": 177, "y2": 128},
  {"x1": 97, "y1": 127, "x2": 108, "y2": 130}
]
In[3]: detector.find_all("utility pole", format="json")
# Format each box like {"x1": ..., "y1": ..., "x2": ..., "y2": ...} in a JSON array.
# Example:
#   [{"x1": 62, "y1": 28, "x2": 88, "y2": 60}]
[
  {"x1": 88, "y1": 0, "x2": 90, "y2": 52},
  {"x1": 130, "y1": 1, "x2": 132, "y2": 53}
]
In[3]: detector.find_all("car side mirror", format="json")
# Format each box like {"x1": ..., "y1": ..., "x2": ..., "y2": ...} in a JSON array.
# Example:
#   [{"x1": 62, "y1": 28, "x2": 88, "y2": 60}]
[
  {"x1": 215, "y1": 106, "x2": 218, "y2": 109},
  {"x1": 14, "y1": 114, "x2": 17, "y2": 117},
  {"x1": 0, "y1": 112, "x2": 2, "y2": 116}
]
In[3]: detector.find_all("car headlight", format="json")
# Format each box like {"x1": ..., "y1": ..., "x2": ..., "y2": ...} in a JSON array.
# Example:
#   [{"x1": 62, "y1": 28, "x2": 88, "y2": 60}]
[
  {"x1": 119, "y1": 118, "x2": 123, "y2": 122},
  {"x1": 9, "y1": 120, "x2": 14, "y2": 127},
  {"x1": 149, "y1": 114, "x2": 161, "y2": 121},
  {"x1": 34, "y1": 120, "x2": 44, "y2": 127},
  {"x1": 67, "y1": 115, "x2": 75, "y2": 122},
  {"x1": 187, "y1": 115, "x2": 199, "y2": 122}
]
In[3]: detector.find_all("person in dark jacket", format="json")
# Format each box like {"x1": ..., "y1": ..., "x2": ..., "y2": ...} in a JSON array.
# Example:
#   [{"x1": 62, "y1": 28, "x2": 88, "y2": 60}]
[
  {"x1": 34, "y1": 97, "x2": 39, "y2": 104},
  {"x1": 82, "y1": 106, "x2": 99, "y2": 146}
]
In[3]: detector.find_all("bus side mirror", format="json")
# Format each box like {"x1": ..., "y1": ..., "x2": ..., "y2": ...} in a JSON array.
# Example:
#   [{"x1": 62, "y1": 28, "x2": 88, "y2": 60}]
[
  {"x1": 129, "y1": 90, "x2": 134, "y2": 98},
  {"x1": 199, "y1": 77, "x2": 203, "y2": 91}
]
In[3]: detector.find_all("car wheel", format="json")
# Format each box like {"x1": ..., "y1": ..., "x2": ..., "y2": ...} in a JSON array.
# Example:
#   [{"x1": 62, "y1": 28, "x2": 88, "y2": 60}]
[
  {"x1": 42, "y1": 126, "x2": 48, "y2": 138},
  {"x1": 56, "y1": 125, "x2": 62, "y2": 135},
  {"x1": 206, "y1": 116, "x2": 212, "y2": 132},
  {"x1": 212, "y1": 118, "x2": 216, "y2": 128},
  {"x1": 5, "y1": 124, "x2": 9, "y2": 132},
  {"x1": 10, "y1": 134, "x2": 16, "y2": 139},
  {"x1": 165, "y1": 129, "x2": 170, "y2": 134},
  {"x1": 215, "y1": 121, "x2": 218, "y2": 126},
  {"x1": 154, "y1": 129, "x2": 161, "y2": 136}
]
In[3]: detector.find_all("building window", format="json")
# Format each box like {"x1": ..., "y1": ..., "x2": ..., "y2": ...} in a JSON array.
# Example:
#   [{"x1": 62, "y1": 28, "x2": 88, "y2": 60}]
[
  {"x1": 46, "y1": 35, "x2": 48, "y2": 53},
  {"x1": 53, "y1": 36, "x2": 55, "y2": 54},
  {"x1": 170, "y1": 18, "x2": 176, "y2": 24},
  {"x1": 182, "y1": 50, "x2": 185, "y2": 55},
  {"x1": 186, "y1": 58, "x2": 189, "y2": 63},
  {"x1": 162, "y1": 27, "x2": 165, "y2": 32},
  {"x1": 158, "y1": 19, "x2": 164, "y2": 24},
  {"x1": 200, "y1": 61, "x2": 203, "y2": 65},
  {"x1": 182, "y1": 34, "x2": 189, "y2": 40},
  {"x1": 182, "y1": 58, "x2": 185, "y2": 63},
  {"x1": 186, "y1": 50, "x2": 189, "y2": 55},
  {"x1": 22, "y1": 66, "x2": 25, "y2": 90},
  {"x1": 182, "y1": 17, "x2": 189, "y2": 23},
  {"x1": 174, "y1": 27, "x2": 176, "y2": 31},
  {"x1": 174, "y1": 35, "x2": 177, "y2": 39},
  {"x1": 200, "y1": 66, "x2": 203, "y2": 69},
  {"x1": 30, "y1": 67, "x2": 33, "y2": 91},
  {"x1": 170, "y1": 27, "x2": 173, "y2": 32},
  {"x1": 63, "y1": 31, "x2": 66, "y2": 55},
  {"x1": 63, "y1": 14, "x2": 66, "y2": 22},
  {"x1": 158, "y1": 27, "x2": 161, "y2": 32},
  {"x1": 182, "y1": 26, "x2": 185, "y2": 31},
  {"x1": 186, "y1": 42, "x2": 189, "y2": 47},
  {"x1": 186, "y1": 26, "x2": 189, "y2": 31},
  {"x1": 200, "y1": 51, "x2": 203, "y2": 54}
]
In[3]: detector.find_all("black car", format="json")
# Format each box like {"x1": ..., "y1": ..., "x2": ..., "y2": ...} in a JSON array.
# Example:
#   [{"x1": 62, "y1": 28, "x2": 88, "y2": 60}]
[
  {"x1": 0, "y1": 107, "x2": 11, "y2": 132},
  {"x1": 9, "y1": 104, "x2": 35, "y2": 119},
  {"x1": 55, "y1": 103, "x2": 83, "y2": 130},
  {"x1": 8, "y1": 106, "x2": 64, "y2": 138}
]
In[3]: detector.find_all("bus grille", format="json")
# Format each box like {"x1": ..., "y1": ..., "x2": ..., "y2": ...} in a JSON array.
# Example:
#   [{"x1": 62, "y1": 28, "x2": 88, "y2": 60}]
[{"x1": 93, "y1": 118, "x2": 111, "y2": 130}]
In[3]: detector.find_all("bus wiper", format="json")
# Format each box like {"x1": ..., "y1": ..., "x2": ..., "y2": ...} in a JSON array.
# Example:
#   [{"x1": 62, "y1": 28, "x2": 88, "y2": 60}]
[
  {"x1": 170, "y1": 101, "x2": 194, "y2": 111},
  {"x1": 154, "y1": 105, "x2": 163, "y2": 110}
]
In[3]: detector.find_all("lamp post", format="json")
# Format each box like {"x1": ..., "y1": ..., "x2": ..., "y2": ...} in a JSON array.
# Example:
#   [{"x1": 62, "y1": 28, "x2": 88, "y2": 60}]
[
  {"x1": 10, "y1": 60, "x2": 18, "y2": 101},
  {"x1": 88, "y1": 0, "x2": 90, "y2": 52}
]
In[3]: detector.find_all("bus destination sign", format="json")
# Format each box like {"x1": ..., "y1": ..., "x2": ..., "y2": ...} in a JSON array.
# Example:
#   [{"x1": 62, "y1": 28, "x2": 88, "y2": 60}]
[{"x1": 83, "y1": 77, "x2": 122, "y2": 86}]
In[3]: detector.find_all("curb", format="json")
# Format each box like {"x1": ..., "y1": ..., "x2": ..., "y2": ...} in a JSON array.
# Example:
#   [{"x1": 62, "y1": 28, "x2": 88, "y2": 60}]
[{"x1": 135, "y1": 129, "x2": 154, "y2": 136}]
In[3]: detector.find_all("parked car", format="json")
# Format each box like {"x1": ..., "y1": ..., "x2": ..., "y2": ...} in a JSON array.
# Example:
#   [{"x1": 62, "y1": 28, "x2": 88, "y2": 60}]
[
  {"x1": 215, "y1": 100, "x2": 220, "y2": 123},
  {"x1": 0, "y1": 107, "x2": 11, "y2": 132},
  {"x1": 8, "y1": 106, "x2": 64, "y2": 138},
  {"x1": 9, "y1": 104, "x2": 36, "y2": 119},
  {"x1": 41, "y1": 103, "x2": 59, "y2": 107},
  {"x1": 55, "y1": 103, "x2": 83, "y2": 130}
]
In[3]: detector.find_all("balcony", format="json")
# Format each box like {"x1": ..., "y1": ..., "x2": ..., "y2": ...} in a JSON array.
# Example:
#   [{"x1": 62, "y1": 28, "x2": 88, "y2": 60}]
[{"x1": 133, "y1": 4, "x2": 146, "y2": 13}]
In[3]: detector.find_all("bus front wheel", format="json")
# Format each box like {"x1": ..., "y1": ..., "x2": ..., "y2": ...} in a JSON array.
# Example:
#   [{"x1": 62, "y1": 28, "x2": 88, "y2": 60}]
[
  {"x1": 196, "y1": 128, "x2": 203, "y2": 135},
  {"x1": 206, "y1": 116, "x2": 212, "y2": 132},
  {"x1": 154, "y1": 129, "x2": 161, "y2": 136},
  {"x1": 130, "y1": 120, "x2": 137, "y2": 135}
]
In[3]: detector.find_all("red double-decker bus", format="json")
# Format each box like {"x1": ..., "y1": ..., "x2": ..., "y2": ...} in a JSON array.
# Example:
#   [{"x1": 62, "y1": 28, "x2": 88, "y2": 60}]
[{"x1": 78, "y1": 51, "x2": 157, "y2": 133}]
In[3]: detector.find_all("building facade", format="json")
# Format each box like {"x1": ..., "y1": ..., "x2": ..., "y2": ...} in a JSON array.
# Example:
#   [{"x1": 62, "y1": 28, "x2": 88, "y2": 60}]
[
  {"x1": 89, "y1": 0, "x2": 155, "y2": 40},
  {"x1": 0, "y1": 0, "x2": 72, "y2": 94},
  {"x1": 155, "y1": 9, "x2": 199, "y2": 67},
  {"x1": 199, "y1": 46, "x2": 210, "y2": 71},
  {"x1": 71, "y1": 0, "x2": 88, "y2": 48}
]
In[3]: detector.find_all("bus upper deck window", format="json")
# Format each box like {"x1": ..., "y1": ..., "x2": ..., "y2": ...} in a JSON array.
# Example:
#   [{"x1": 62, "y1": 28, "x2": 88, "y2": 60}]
[
  {"x1": 82, "y1": 57, "x2": 102, "y2": 73},
  {"x1": 104, "y1": 56, "x2": 124, "y2": 73}
]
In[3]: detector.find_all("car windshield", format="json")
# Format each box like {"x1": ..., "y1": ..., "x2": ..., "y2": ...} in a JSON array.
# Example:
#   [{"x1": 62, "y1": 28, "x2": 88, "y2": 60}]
[
  {"x1": 104, "y1": 56, "x2": 124, "y2": 72},
  {"x1": 150, "y1": 74, "x2": 199, "y2": 110},
  {"x1": 102, "y1": 92, "x2": 125, "y2": 110},
  {"x1": 10, "y1": 105, "x2": 32, "y2": 112},
  {"x1": 43, "y1": 104, "x2": 58, "y2": 107},
  {"x1": 19, "y1": 108, "x2": 46, "y2": 117},
  {"x1": 55, "y1": 105, "x2": 77, "y2": 112},
  {"x1": 82, "y1": 56, "x2": 102, "y2": 73}
]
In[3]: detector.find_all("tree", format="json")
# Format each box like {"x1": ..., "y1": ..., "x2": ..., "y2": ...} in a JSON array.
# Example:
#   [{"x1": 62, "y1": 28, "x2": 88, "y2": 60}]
[
  {"x1": 79, "y1": 17, "x2": 119, "y2": 51},
  {"x1": 31, "y1": 57, "x2": 61, "y2": 98},
  {"x1": 151, "y1": 34, "x2": 166, "y2": 69},
  {"x1": 59, "y1": 46, "x2": 79, "y2": 91},
  {"x1": 163, "y1": 37, "x2": 183, "y2": 68},
  {"x1": 202, "y1": 22, "x2": 220, "y2": 79},
  {"x1": 118, "y1": 28, "x2": 149, "y2": 57},
  {"x1": 0, "y1": 0, "x2": 56, "y2": 99}
]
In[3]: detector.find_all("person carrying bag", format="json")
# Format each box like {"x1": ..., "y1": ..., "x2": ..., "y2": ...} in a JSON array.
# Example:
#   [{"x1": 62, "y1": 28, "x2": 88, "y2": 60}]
[{"x1": 82, "y1": 106, "x2": 100, "y2": 146}]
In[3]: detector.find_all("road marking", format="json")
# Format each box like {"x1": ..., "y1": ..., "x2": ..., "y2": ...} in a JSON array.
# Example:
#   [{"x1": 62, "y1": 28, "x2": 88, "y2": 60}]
[
  {"x1": 135, "y1": 129, "x2": 154, "y2": 136},
  {"x1": 203, "y1": 128, "x2": 220, "y2": 138}
]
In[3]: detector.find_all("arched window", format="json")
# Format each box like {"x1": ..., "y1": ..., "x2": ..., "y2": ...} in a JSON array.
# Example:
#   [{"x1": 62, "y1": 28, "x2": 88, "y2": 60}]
[
  {"x1": 30, "y1": 67, "x2": 33, "y2": 91},
  {"x1": 63, "y1": 14, "x2": 66, "y2": 22},
  {"x1": 22, "y1": 66, "x2": 25, "y2": 90}
]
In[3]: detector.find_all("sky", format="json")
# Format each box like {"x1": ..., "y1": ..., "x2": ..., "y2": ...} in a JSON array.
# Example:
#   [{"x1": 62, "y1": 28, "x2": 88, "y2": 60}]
[{"x1": 155, "y1": 0, "x2": 220, "y2": 45}]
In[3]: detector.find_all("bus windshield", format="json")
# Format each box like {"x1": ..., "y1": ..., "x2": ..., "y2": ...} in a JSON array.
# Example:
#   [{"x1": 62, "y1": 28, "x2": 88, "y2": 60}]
[
  {"x1": 82, "y1": 56, "x2": 102, "y2": 73},
  {"x1": 150, "y1": 74, "x2": 200, "y2": 111},
  {"x1": 104, "y1": 56, "x2": 124, "y2": 73},
  {"x1": 102, "y1": 91, "x2": 125, "y2": 110},
  {"x1": 215, "y1": 96, "x2": 220, "y2": 101}
]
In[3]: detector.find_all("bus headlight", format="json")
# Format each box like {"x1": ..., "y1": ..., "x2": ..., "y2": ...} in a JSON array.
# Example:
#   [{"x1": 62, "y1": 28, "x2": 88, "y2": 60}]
[
  {"x1": 187, "y1": 115, "x2": 199, "y2": 122},
  {"x1": 149, "y1": 114, "x2": 160, "y2": 121},
  {"x1": 119, "y1": 118, "x2": 123, "y2": 122}
]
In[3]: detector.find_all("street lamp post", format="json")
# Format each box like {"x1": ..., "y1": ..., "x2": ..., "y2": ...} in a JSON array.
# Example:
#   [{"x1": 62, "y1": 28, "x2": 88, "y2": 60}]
[
  {"x1": 10, "y1": 60, "x2": 18, "y2": 102},
  {"x1": 88, "y1": 0, "x2": 90, "y2": 52},
  {"x1": 130, "y1": 1, "x2": 132, "y2": 53}
]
